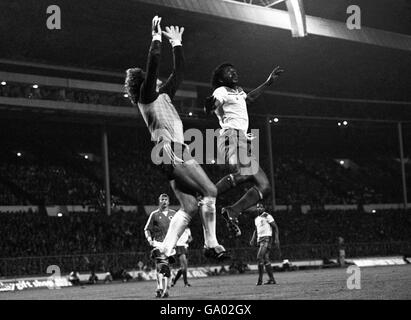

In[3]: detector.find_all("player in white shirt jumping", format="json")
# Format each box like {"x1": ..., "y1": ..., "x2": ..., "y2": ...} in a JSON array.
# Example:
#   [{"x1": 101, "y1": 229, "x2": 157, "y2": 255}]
[
  {"x1": 204, "y1": 62, "x2": 284, "y2": 237},
  {"x1": 250, "y1": 203, "x2": 280, "y2": 285}
]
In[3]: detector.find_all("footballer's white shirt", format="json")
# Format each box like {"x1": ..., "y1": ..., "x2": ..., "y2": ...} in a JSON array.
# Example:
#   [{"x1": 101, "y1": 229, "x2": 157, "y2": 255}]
[
  {"x1": 176, "y1": 228, "x2": 191, "y2": 248},
  {"x1": 254, "y1": 213, "x2": 275, "y2": 240},
  {"x1": 212, "y1": 86, "x2": 249, "y2": 134}
]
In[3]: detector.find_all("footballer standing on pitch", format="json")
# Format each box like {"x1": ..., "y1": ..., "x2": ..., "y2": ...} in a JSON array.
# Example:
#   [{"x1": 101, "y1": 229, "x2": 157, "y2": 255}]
[
  {"x1": 249, "y1": 203, "x2": 280, "y2": 285},
  {"x1": 144, "y1": 193, "x2": 176, "y2": 297}
]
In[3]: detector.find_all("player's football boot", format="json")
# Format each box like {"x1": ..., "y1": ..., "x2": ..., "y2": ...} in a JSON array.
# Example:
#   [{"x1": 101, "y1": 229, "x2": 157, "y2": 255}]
[
  {"x1": 221, "y1": 207, "x2": 241, "y2": 237},
  {"x1": 156, "y1": 289, "x2": 163, "y2": 298},
  {"x1": 256, "y1": 280, "x2": 263, "y2": 286},
  {"x1": 264, "y1": 279, "x2": 276, "y2": 285},
  {"x1": 204, "y1": 245, "x2": 231, "y2": 261},
  {"x1": 184, "y1": 283, "x2": 191, "y2": 287},
  {"x1": 161, "y1": 291, "x2": 169, "y2": 298}
]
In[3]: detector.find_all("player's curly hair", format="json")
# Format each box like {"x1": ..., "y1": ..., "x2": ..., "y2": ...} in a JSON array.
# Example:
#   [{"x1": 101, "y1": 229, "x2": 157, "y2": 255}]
[
  {"x1": 124, "y1": 68, "x2": 145, "y2": 104},
  {"x1": 211, "y1": 62, "x2": 234, "y2": 90}
]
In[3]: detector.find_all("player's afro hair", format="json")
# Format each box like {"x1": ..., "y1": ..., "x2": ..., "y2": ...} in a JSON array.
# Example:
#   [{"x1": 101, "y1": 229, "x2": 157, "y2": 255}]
[
  {"x1": 124, "y1": 68, "x2": 146, "y2": 104},
  {"x1": 211, "y1": 62, "x2": 235, "y2": 89}
]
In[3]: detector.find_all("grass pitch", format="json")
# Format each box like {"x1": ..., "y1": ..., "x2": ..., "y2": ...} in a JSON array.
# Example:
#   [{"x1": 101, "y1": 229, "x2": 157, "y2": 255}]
[{"x1": 1, "y1": 265, "x2": 410, "y2": 300}]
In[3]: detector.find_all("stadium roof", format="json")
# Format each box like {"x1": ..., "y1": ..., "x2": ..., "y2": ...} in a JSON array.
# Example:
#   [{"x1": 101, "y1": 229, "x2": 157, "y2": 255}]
[{"x1": 1, "y1": 0, "x2": 411, "y2": 104}]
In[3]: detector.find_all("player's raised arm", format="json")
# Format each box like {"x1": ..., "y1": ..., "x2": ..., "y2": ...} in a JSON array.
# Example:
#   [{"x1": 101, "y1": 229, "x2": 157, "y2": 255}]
[
  {"x1": 246, "y1": 66, "x2": 284, "y2": 105},
  {"x1": 159, "y1": 26, "x2": 185, "y2": 100},
  {"x1": 140, "y1": 16, "x2": 163, "y2": 104}
]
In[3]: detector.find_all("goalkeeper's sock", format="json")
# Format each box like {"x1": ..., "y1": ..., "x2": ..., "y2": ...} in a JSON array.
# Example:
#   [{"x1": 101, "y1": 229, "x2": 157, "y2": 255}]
[
  {"x1": 161, "y1": 210, "x2": 191, "y2": 257},
  {"x1": 199, "y1": 196, "x2": 219, "y2": 248}
]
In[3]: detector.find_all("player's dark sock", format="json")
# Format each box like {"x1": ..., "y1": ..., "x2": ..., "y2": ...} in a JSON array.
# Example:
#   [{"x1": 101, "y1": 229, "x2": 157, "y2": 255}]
[
  {"x1": 216, "y1": 174, "x2": 236, "y2": 195},
  {"x1": 265, "y1": 263, "x2": 275, "y2": 282},
  {"x1": 173, "y1": 269, "x2": 182, "y2": 285},
  {"x1": 156, "y1": 289, "x2": 163, "y2": 298},
  {"x1": 182, "y1": 269, "x2": 188, "y2": 285},
  {"x1": 258, "y1": 263, "x2": 264, "y2": 283},
  {"x1": 231, "y1": 186, "x2": 261, "y2": 214}
]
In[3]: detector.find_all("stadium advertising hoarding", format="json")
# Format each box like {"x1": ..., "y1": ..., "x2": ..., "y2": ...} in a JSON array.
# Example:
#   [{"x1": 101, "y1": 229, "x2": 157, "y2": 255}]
[{"x1": 0, "y1": 277, "x2": 72, "y2": 292}]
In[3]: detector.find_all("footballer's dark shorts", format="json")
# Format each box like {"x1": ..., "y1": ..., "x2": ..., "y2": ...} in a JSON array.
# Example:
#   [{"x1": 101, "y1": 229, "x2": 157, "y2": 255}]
[
  {"x1": 217, "y1": 128, "x2": 259, "y2": 176},
  {"x1": 152, "y1": 140, "x2": 193, "y2": 181},
  {"x1": 175, "y1": 246, "x2": 188, "y2": 257},
  {"x1": 257, "y1": 236, "x2": 273, "y2": 250},
  {"x1": 257, "y1": 236, "x2": 272, "y2": 262},
  {"x1": 157, "y1": 262, "x2": 171, "y2": 278}
]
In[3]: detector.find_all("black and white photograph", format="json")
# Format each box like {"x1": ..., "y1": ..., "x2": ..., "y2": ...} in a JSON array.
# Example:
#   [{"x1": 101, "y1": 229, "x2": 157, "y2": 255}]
[{"x1": 0, "y1": 0, "x2": 410, "y2": 307}]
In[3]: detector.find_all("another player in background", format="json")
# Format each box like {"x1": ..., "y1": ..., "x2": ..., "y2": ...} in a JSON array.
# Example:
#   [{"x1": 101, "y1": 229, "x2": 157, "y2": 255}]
[
  {"x1": 151, "y1": 252, "x2": 172, "y2": 298},
  {"x1": 144, "y1": 193, "x2": 176, "y2": 298},
  {"x1": 125, "y1": 16, "x2": 229, "y2": 265},
  {"x1": 171, "y1": 227, "x2": 193, "y2": 287},
  {"x1": 249, "y1": 203, "x2": 280, "y2": 285},
  {"x1": 204, "y1": 63, "x2": 284, "y2": 237}
]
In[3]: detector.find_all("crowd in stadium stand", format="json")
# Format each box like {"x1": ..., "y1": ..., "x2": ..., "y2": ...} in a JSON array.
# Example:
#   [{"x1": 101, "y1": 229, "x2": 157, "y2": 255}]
[
  {"x1": 0, "y1": 82, "x2": 129, "y2": 107},
  {"x1": 0, "y1": 208, "x2": 410, "y2": 276},
  {"x1": 0, "y1": 210, "x2": 145, "y2": 258},
  {"x1": 0, "y1": 149, "x2": 409, "y2": 276},
  {"x1": 0, "y1": 81, "x2": 404, "y2": 207},
  {"x1": 0, "y1": 163, "x2": 100, "y2": 206},
  {"x1": 272, "y1": 156, "x2": 398, "y2": 206},
  {"x1": 0, "y1": 153, "x2": 403, "y2": 207},
  {"x1": 1, "y1": 82, "x2": 409, "y2": 277}
]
